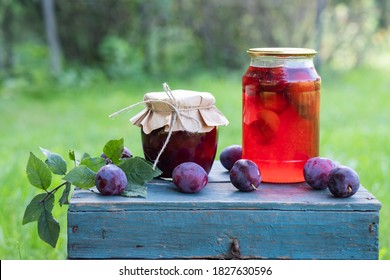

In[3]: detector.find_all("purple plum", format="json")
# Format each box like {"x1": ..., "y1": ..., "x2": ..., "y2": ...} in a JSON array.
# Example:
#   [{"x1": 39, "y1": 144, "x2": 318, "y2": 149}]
[
  {"x1": 172, "y1": 162, "x2": 208, "y2": 194},
  {"x1": 229, "y1": 159, "x2": 261, "y2": 192},
  {"x1": 327, "y1": 166, "x2": 360, "y2": 198},
  {"x1": 303, "y1": 157, "x2": 338, "y2": 190},
  {"x1": 95, "y1": 164, "x2": 128, "y2": 195},
  {"x1": 220, "y1": 145, "x2": 242, "y2": 171},
  {"x1": 121, "y1": 147, "x2": 132, "y2": 158}
]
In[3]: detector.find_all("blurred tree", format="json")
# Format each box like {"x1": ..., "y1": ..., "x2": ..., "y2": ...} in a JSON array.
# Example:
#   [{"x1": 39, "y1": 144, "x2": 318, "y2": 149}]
[
  {"x1": 55, "y1": 0, "x2": 137, "y2": 65},
  {"x1": 41, "y1": 0, "x2": 62, "y2": 75},
  {"x1": 315, "y1": 0, "x2": 328, "y2": 70},
  {"x1": 375, "y1": 0, "x2": 389, "y2": 29},
  {"x1": 136, "y1": 0, "x2": 153, "y2": 74},
  {"x1": 320, "y1": 0, "x2": 380, "y2": 68},
  {"x1": 0, "y1": 0, "x2": 16, "y2": 76},
  {"x1": 0, "y1": 0, "x2": 42, "y2": 77}
]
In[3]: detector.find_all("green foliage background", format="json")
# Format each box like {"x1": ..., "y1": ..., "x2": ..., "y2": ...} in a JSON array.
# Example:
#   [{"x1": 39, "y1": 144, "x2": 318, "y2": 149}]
[{"x1": 1, "y1": 0, "x2": 390, "y2": 259}]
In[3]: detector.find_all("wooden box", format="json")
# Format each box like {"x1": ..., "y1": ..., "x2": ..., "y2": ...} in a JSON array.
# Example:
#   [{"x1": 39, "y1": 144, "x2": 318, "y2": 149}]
[{"x1": 67, "y1": 162, "x2": 381, "y2": 259}]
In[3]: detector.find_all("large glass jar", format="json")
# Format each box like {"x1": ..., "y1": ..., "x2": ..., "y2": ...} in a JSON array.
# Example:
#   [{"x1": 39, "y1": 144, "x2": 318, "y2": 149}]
[
  {"x1": 242, "y1": 48, "x2": 321, "y2": 183},
  {"x1": 131, "y1": 87, "x2": 229, "y2": 178}
]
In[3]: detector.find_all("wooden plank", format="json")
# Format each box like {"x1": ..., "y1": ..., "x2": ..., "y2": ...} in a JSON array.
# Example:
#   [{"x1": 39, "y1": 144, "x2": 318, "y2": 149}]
[
  {"x1": 69, "y1": 162, "x2": 381, "y2": 212},
  {"x1": 68, "y1": 209, "x2": 379, "y2": 259},
  {"x1": 69, "y1": 183, "x2": 380, "y2": 212}
]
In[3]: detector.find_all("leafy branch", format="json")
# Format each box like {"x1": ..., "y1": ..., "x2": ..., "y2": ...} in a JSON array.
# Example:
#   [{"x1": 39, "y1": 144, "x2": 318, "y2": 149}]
[{"x1": 23, "y1": 138, "x2": 161, "y2": 248}]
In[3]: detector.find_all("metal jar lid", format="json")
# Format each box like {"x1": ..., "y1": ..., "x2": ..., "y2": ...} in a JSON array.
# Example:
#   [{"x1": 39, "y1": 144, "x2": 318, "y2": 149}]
[{"x1": 247, "y1": 47, "x2": 317, "y2": 57}]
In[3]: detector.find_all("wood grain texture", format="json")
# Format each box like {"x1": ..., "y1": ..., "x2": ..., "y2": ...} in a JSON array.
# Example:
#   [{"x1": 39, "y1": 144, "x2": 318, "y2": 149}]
[{"x1": 68, "y1": 161, "x2": 381, "y2": 259}]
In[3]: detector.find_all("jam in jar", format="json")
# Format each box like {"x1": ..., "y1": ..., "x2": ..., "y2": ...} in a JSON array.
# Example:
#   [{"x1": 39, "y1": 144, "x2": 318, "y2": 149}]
[
  {"x1": 131, "y1": 87, "x2": 228, "y2": 178},
  {"x1": 142, "y1": 127, "x2": 218, "y2": 178},
  {"x1": 242, "y1": 48, "x2": 321, "y2": 183}
]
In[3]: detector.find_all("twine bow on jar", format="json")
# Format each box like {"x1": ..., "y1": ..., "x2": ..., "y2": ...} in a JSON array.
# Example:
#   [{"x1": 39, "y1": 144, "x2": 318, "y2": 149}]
[{"x1": 109, "y1": 83, "x2": 229, "y2": 169}]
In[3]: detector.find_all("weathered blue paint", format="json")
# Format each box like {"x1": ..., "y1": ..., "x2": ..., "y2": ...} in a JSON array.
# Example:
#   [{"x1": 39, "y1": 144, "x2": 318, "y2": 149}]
[{"x1": 68, "y1": 162, "x2": 381, "y2": 259}]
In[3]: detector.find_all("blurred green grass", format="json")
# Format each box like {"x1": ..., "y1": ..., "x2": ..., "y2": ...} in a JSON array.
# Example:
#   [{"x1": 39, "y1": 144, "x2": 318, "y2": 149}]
[{"x1": 0, "y1": 67, "x2": 388, "y2": 259}]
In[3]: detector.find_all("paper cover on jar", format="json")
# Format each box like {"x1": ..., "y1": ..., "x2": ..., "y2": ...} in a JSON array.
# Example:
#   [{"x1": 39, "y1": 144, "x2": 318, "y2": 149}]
[{"x1": 130, "y1": 90, "x2": 229, "y2": 134}]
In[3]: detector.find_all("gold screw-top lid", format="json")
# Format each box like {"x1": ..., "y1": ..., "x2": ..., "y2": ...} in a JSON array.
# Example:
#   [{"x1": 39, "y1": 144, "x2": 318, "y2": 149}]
[{"x1": 247, "y1": 47, "x2": 317, "y2": 57}]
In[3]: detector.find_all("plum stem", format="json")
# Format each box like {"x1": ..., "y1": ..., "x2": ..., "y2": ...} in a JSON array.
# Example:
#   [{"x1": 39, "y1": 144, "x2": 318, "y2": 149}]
[{"x1": 39, "y1": 181, "x2": 69, "y2": 204}]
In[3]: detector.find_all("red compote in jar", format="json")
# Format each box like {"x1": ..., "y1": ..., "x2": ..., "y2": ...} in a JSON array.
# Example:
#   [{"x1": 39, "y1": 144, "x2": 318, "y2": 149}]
[
  {"x1": 242, "y1": 48, "x2": 321, "y2": 183},
  {"x1": 130, "y1": 85, "x2": 229, "y2": 178}
]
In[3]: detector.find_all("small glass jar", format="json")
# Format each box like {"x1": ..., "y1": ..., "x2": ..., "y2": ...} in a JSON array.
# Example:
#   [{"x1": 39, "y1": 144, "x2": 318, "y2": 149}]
[
  {"x1": 141, "y1": 127, "x2": 218, "y2": 178},
  {"x1": 242, "y1": 48, "x2": 321, "y2": 183},
  {"x1": 131, "y1": 88, "x2": 228, "y2": 178}
]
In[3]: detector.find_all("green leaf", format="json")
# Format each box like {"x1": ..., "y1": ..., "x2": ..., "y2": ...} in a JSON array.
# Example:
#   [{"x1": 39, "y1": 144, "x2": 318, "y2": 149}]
[
  {"x1": 103, "y1": 138, "x2": 124, "y2": 164},
  {"x1": 119, "y1": 157, "x2": 161, "y2": 184},
  {"x1": 59, "y1": 182, "x2": 72, "y2": 206},
  {"x1": 23, "y1": 193, "x2": 55, "y2": 225},
  {"x1": 69, "y1": 150, "x2": 76, "y2": 162},
  {"x1": 63, "y1": 165, "x2": 96, "y2": 189},
  {"x1": 122, "y1": 184, "x2": 147, "y2": 198},
  {"x1": 23, "y1": 194, "x2": 45, "y2": 225},
  {"x1": 26, "y1": 152, "x2": 52, "y2": 190},
  {"x1": 81, "y1": 152, "x2": 91, "y2": 160},
  {"x1": 40, "y1": 147, "x2": 67, "y2": 175},
  {"x1": 38, "y1": 209, "x2": 60, "y2": 248},
  {"x1": 80, "y1": 155, "x2": 106, "y2": 172},
  {"x1": 118, "y1": 157, "x2": 161, "y2": 198}
]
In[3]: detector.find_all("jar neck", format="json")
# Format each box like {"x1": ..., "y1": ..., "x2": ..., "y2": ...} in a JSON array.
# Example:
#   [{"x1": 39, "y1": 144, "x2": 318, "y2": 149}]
[{"x1": 250, "y1": 56, "x2": 314, "y2": 68}]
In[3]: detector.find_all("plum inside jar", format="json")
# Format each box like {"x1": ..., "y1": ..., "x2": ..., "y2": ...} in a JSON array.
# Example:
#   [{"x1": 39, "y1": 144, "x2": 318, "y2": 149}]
[{"x1": 142, "y1": 127, "x2": 218, "y2": 178}]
